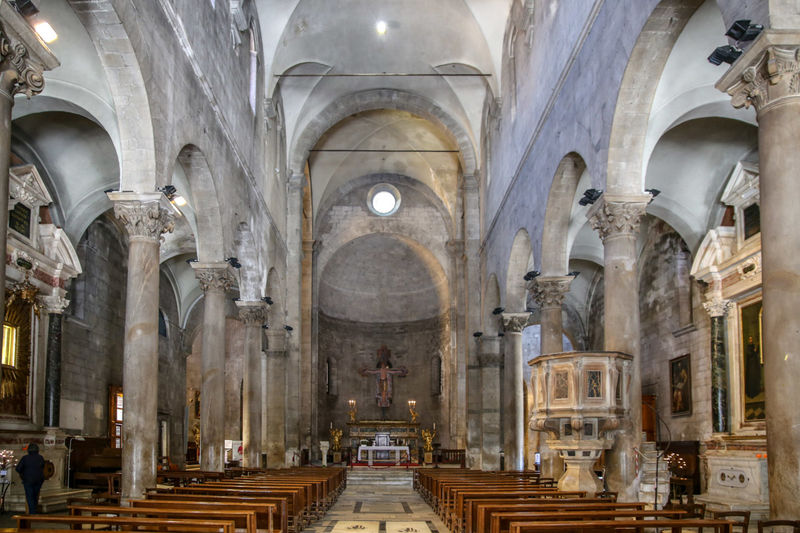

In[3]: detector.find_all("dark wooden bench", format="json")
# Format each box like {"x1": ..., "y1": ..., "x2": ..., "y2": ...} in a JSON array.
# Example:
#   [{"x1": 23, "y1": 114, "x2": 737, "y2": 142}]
[
  {"x1": 471, "y1": 500, "x2": 642, "y2": 533},
  {"x1": 68, "y1": 504, "x2": 258, "y2": 533},
  {"x1": 130, "y1": 498, "x2": 277, "y2": 533},
  {"x1": 14, "y1": 514, "x2": 236, "y2": 533},
  {"x1": 508, "y1": 518, "x2": 734, "y2": 533}
]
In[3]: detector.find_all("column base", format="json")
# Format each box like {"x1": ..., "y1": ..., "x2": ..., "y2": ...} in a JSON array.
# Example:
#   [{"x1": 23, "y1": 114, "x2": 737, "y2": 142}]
[{"x1": 557, "y1": 452, "x2": 604, "y2": 496}]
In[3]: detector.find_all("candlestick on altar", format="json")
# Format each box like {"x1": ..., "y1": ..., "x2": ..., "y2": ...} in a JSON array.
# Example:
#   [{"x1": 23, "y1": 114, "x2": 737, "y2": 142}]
[
  {"x1": 348, "y1": 399, "x2": 358, "y2": 422},
  {"x1": 408, "y1": 399, "x2": 418, "y2": 423}
]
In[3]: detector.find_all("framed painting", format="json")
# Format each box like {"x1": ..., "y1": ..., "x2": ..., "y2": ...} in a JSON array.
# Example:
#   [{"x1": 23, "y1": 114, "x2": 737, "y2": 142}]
[{"x1": 670, "y1": 354, "x2": 692, "y2": 417}]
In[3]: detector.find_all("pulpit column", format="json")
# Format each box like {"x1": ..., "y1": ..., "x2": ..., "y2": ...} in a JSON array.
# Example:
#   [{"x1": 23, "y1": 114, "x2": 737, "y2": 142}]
[
  {"x1": 717, "y1": 32, "x2": 800, "y2": 518},
  {"x1": 237, "y1": 300, "x2": 267, "y2": 467},
  {"x1": 0, "y1": 11, "x2": 58, "y2": 375},
  {"x1": 502, "y1": 312, "x2": 530, "y2": 471},
  {"x1": 530, "y1": 276, "x2": 573, "y2": 355},
  {"x1": 110, "y1": 192, "x2": 174, "y2": 501},
  {"x1": 587, "y1": 194, "x2": 649, "y2": 499},
  {"x1": 192, "y1": 263, "x2": 234, "y2": 472}
]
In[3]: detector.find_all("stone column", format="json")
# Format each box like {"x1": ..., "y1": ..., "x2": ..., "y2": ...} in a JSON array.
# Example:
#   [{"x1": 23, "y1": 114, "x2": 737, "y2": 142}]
[
  {"x1": 39, "y1": 296, "x2": 69, "y2": 428},
  {"x1": 587, "y1": 194, "x2": 649, "y2": 500},
  {"x1": 237, "y1": 300, "x2": 267, "y2": 468},
  {"x1": 447, "y1": 238, "x2": 466, "y2": 452},
  {"x1": 477, "y1": 336, "x2": 503, "y2": 470},
  {"x1": 703, "y1": 291, "x2": 732, "y2": 434},
  {"x1": 284, "y1": 173, "x2": 304, "y2": 463},
  {"x1": 530, "y1": 276, "x2": 573, "y2": 355},
  {"x1": 265, "y1": 330, "x2": 288, "y2": 466},
  {"x1": 717, "y1": 32, "x2": 800, "y2": 519},
  {"x1": 463, "y1": 175, "x2": 481, "y2": 454},
  {"x1": 192, "y1": 263, "x2": 234, "y2": 472},
  {"x1": 0, "y1": 11, "x2": 58, "y2": 369},
  {"x1": 502, "y1": 312, "x2": 530, "y2": 471},
  {"x1": 110, "y1": 192, "x2": 174, "y2": 501}
]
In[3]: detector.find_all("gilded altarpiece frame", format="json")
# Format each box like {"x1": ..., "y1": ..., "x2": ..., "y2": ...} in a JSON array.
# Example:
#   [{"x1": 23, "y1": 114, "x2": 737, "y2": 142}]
[{"x1": 0, "y1": 290, "x2": 34, "y2": 417}]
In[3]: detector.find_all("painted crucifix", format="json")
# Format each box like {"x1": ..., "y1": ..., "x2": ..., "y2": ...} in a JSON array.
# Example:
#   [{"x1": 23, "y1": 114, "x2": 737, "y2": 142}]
[{"x1": 359, "y1": 345, "x2": 408, "y2": 420}]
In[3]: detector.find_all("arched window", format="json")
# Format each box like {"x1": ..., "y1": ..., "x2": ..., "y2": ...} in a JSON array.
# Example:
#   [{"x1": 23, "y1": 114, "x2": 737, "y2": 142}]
[{"x1": 248, "y1": 27, "x2": 258, "y2": 114}]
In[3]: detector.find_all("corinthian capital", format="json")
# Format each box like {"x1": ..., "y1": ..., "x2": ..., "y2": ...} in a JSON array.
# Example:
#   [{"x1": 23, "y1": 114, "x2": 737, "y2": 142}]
[
  {"x1": 0, "y1": 10, "x2": 59, "y2": 99},
  {"x1": 501, "y1": 312, "x2": 530, "y2": 333},
  {"x1": 529, "y1": 276, "x2": 572, "y2": 309},
  {"x1": 703, "y1": 294, "x2": 732, "y2": 318},
  {"x1": 717, "y1": 32, "x2": 800, "y2": 113},
  {"x1": 36, "y1": 294, "x2": 69, "y2": 314},
  {"x1": 236, "y1": 300, "x2": 267, "y2": 324},
  {"x1": 109, "y1": 192, "x2": 175, "y2": 242},
  {"x1": 586, "y1": 194, "x2": 649, "y2": 242},
  {"x1": 192, "y1": 262, "x2": 235, "y2": 293}
]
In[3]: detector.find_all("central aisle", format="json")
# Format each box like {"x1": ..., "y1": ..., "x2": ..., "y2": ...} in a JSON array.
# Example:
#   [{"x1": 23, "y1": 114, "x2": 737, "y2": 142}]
[{"x1": 304, "y1": 468, "x2": 448, "y2": 533}]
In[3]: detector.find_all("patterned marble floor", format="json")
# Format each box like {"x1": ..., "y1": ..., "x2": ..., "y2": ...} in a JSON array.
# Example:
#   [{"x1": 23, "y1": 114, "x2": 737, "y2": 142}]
[{"x1": 303, "y1": 469, "x2": 447, "y2": 533}]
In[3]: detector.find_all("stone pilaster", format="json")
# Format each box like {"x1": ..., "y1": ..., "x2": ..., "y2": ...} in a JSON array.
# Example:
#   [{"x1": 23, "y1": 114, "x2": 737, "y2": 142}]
[
  {"x1": 237, "y1": 301, "x2": 267, "y2": 468},
  {"x1": 717, "y1": 31, "x2": 800, "y2": 519},
  {"x1": 502, "y1": 312, "x2": 530, "y2": 471},
  {"x1": 37, "y1": 295, "x2": 69, "y2": 429},
  {"x1": 463, "y1": 175, "x2": 481, "y2": 458},
  {"x1": 587, "y1": 193, "x2": 649, "y2": 500},
  {"x1": 109, "y1": 192, "x2": 174, "y2": 501},
  {"x1": 477, "y1": 335, "x2": 503, "y2": 470},
  {"x1": 703, "y1": 293, "x2": 732, "y2": 434},
  {"x1": 192, "y1": 263, "x2": 234, "y2": 472},
  {"x1": 0, "y1": 9, "x2": 58, "y2": 394},
  {"x1": 265, "y1": 329, "x2": 288, "y2": 467},
  {"x1": 447, "y1": 238, "x2": 466, "y2": 453},
  {"x1": 530, "y1": 276, "x2": 572, "y2": 355}
]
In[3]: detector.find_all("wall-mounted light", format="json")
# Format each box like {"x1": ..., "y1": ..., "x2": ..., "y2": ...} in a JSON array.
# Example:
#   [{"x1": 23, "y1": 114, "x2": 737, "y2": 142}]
[
  {"x1": 261, "y1": 324, "x2": 269, "y2": 329},
  {"x1": 492, "y1": 307, "x2": 505, "y2": 315},
  {"x1": 226, "y1": 257, "x2": 241, "y2": 269},
  {"x1": 284, "y1": 325, "x2": 293, "y2": 332},
  {"x1": 523, "y1": 270, "x2": 540, "y2": 281},
  {"x1": 578, "y1": 189, "x2": 603, "y2": 206},
  {"x1": 375, "y1": 20, "x2": 387, "y2": 35},
  {"x1": 473, "y1": 331, "x2": 483, "y2": 338},
  {"x1": 645, "y1": 188, "x2": 661, "y2": 198},
  {"x1": 568, "y1": 271, "x2": 580, "y2": 278},
  {"x1": 11, "y1": 0, "x2": 39, "y2": 17},
  {"x1": 185, "y1": 258, "x2": 198, "y2": 264},
  {"x1": 34, "y1": 21, "x2": 57, "y2": 43},
  {"x1": 708, "y1": 45, "x2": 742, "y2": 65},
  {"x1": 262, "y1": 296, "x2": 273, "y2": 305},
  {"x1": 725, "y1": 20, "x2": 763, "y2": 42},
  {"x1": 160, "y1": 185, "x2": 187, "y2": 207}
]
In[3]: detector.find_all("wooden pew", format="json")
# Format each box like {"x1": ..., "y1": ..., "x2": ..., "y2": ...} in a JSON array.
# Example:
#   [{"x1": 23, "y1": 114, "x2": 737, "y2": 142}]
[
  {"x1": 487, "y1": 509, "x2": 685, "y2": 533},
  {"x1": 130, "y1": 499, "x2": 276, "y2": 533},
  {"x1": 14, "y1": 514, "x2": 236, "y2": 533},
  {"x1": 471, "y1": 500, "x2": 643, "y2": 533},
  {"x1": 508, "y1": 518, "x2": 734, "y2": 533},
  {"x1": 447, "y1": 489, "x2": 587, "y2": 531},
  {"x1": 68, "y1": 504, "x2": 258, "y2": 533}
]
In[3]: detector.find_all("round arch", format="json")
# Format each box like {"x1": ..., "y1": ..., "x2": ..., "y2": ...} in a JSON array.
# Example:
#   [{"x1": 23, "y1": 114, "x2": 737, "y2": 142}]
[
  {"x1": 541, "y1": 153, "x2": 587, "y2": 275},
  {"x1": 506, "y1": 229, "x2": 533, "y2": 312}
]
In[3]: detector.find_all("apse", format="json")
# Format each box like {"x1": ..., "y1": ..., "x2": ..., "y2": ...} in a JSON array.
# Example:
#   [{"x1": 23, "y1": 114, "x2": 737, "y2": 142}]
[{"x1": 317, "y1": 233, "x2": 449, "y2": 436}]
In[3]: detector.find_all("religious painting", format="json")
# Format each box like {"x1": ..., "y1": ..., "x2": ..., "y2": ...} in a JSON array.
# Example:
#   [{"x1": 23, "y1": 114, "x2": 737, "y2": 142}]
[
  {"x1": 670, "y1": 354, "x2": 692, "y2": 416},
  {"x1": 553, "y1": 370, "x2": 569, "y2": 400},
  {"x1": 740, "y1": 300, "x2": 765, "y2": 421},
  {"x1": 586, "y1": 370, "x2": 602, "y2": 399}
]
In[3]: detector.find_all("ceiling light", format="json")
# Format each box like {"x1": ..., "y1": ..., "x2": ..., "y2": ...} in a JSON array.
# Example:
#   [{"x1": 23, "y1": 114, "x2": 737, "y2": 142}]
[
  {"x1": 172, "y1": 195, "x2": 187, "y2": 207},
  {"x1": 708, "y1": 45, "x2": 742, "y2": 65},
  {"x1": 34, "y1": 21, "x2": 57, "y2": 43},
  {"x1": 725, "y1": 20, "x2": 763, "y2": 42},
  {"x1": 376, "y1": 20, "x2": 387, "y2": 35}
]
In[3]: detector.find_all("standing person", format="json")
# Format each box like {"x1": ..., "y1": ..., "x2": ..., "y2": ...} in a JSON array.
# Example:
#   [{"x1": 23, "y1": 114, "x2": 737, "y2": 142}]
[{"x1": 15, "y1": 443, "x2": 45, "y2": 514}]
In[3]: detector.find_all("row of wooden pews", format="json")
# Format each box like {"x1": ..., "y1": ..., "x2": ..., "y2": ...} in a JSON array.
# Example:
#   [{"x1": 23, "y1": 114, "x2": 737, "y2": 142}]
[
  {"x1": 414, "y1": 468, "x2": 736, "y2": 533},
  {"x1": 12, "y1": 466, "x2": 346, "y2": 533}
]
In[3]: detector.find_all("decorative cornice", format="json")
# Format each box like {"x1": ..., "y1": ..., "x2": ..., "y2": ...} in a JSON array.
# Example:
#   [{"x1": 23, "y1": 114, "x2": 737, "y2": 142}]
[
  {"x1": 529, "y1": 276, "x2": 573, "y2": 308},
  {"x1": 0, "y1": 10, "x2": 58, "y2": 100},
  {"x1": 502, "y1": 312, "x2": 530, "y2": 333},
  {"x1": 717, "y1": 31, "x2": 800, "y2": 113},
  {"x1": 236, "y1": 301, "x2": 267, "y2": 324},
  {"x1": 36, "y1": 294, "x2": 69, "y2": 314},
  {"x1": 110, "y1": 194, "x2": 175, "y2": 242},
  {"x1": 586, "y1": 194, "x2": 650, "y2": 242},
  {"x1": 192, "y1": 263, "x2": 235, "y2": 293}
]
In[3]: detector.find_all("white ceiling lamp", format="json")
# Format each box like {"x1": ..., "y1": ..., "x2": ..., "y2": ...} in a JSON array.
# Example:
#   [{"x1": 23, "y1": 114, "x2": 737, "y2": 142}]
[{"x1": 375, "y1": 20, "x2": 387, "y2": 35}]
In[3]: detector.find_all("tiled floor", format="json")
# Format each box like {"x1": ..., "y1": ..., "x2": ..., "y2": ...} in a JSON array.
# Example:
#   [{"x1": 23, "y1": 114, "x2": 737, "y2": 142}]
[{"x1": 303, "y1": 469, "x2": 447, "y2": 533}]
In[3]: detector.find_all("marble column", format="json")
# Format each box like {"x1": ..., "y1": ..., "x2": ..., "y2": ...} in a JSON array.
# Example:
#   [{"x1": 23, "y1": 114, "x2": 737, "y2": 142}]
[
  {"x1": 39, "y1": 296, "x2": 69, "y2": 428},
  {"x1": 237, "y1": 300, "x2": 267, "y2": 468},
  {"x1": 530, "y1": 276, "x2": 573, "y2": 355},
  {"x1": 717, "y1": 32, "x2": 800, "y2": 519},
  {"x1": 703, "y1": 292, "x2": 731, "y2": 434},
  {"x1": 502, "y1": 312, "x2": 530, "y2": 471},
  {"x1": 192, "y1": 263, "x2": 234, "y2": 472},
  {"x1": 265, "y1": 330, "x2": 288, "y2": 467},
  {"x1": 587, "y1": 194, "x2": 649, "y2": 500},
  {"x1": 109, "y1": 192, "x2": 174, "y2": 501},
  {"x1": 0, "y1": 11, "x2": 58, "y2": 383},
  {"x1": 477, "y1": 336, "x2": 503, "y2": 470},
  {"x1": 447, "y1": 238, "x2": 466, "y2": 452},
  {"x1": 284, "y1": 174, "x2": 304, "y2": 463},
  {"x1": 462, "y1": 175, "x2": 481, "y2": 454}
]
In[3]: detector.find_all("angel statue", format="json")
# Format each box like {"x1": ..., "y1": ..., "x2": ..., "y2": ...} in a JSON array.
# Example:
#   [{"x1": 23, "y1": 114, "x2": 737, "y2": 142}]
[
  {"x1": 421, "y1": 427, "x2": 437, "y2": 453},
  {"x1": 329, "y1": 427, "x2": 343, "y2": 452}
]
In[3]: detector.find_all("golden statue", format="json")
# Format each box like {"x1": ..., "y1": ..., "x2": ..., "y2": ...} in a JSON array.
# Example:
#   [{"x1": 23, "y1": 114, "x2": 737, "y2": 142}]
[
  {"x1": 408, "y1": 400, "x2": 418, "y2": 423},
  {"x1": 348, "y1": 399, "x2": 358, "y2": 422},
  {"x1": 421, "y1": 427, "x2": 437, "y2": 452},
  {"x1": 330, "y1": 427, "x2": 343, "y2": 451}
]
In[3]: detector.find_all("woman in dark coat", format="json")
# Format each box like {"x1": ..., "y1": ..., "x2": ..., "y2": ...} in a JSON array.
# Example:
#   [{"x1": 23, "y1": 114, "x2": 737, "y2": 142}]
[{"x1": 15, "y1": 443, "x2": 45, "y2": 514}]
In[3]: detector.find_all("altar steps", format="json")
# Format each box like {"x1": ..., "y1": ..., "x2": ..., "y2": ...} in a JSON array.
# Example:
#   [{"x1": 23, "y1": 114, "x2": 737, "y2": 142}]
[{"x1": 347, "y1": 468, "x2": 414, "y2": 486}]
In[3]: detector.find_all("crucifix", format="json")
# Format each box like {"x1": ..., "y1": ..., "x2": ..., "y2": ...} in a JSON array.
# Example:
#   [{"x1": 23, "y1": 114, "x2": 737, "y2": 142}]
[{"x1": 359, "y1": 345, "x2": 408, "y2": 420}]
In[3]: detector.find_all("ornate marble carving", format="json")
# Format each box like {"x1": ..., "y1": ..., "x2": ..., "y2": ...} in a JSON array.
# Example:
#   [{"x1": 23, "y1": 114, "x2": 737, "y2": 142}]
[
  {"x1": 195, "y1": 266, "x2": 234, "y2": 293},
  {"x1": 501, "y1": 312, "x2": 530, "y2": 333},
  {"x1": 530, "y1": 276, "x2": 572, "y2": 308},
  {"x1": 237, "y1": 301, "x2": 267, "y2": 324},
  {"x1": 587, "y1": 197, "x2": 648, "y2": 242},
  {"x1": 0, "y1": 25, "x2": 46, "y2": 98},
  {"x1": 113, "y1": 200, "x2": 175, "y2": 241},
  {"x1": 36, "y1": 294, "x2": 70, "y2": 314},
  {"x1": 723, "y1": 45, "x2": 800, "y2": 112},
  {"x1": 703, "y1": 295, "x2": 733, "y2": 318}
]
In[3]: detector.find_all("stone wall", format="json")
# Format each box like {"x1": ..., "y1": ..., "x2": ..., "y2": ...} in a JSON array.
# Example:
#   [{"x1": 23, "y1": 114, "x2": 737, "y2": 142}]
[
  {"x1": 157, "y1": 271, "x2": 187, "y2": 465},
  {"x1": 316, "y1": 312, "x2": 450, "y2": 440},
  {"x1": 61, "y1": 214, "x2": 127, "y2": 436}
]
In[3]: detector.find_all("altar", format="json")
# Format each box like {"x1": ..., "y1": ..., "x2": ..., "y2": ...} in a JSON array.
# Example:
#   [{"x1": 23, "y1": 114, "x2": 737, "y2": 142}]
[
  {"x1": 357, "y1": 445, "x2": 410, "y2": 465},
  {"x1": 347, "y1": 420, "x2": 420, "y2": 463}
]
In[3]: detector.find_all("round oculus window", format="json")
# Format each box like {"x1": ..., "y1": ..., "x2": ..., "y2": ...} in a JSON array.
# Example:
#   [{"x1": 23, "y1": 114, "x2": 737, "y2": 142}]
[{"x1": 367, "y1": 184, "x2": 401, "y2": 216}]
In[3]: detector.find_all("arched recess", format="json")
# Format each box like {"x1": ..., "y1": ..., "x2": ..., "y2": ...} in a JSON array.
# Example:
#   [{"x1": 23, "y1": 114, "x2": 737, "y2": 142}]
[
  {"x1": 506, "y1": 229, "x2": 533, "y2": 313},
  {"x1": 289, "y1": 89, "x2": 478, "y2": 177},
  {"x1": 541, "y1": 153, "x2": 587, "y2": 276},
  {"x1": 66, "y1": 0, "x2": 158, "y2": 191},
  {"x1": 606, "y1": 0, "x2": 703, "y2": 194},
  {"x1": 483, "y1": 273, "x2": 502, "y2": 336},
  {"x1": 174, "y1": 145, "x2": 224, "y2": 263}
]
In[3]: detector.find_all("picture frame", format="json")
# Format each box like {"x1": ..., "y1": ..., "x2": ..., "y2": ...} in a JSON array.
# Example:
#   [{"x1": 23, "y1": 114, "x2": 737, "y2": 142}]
[{"x1": 670, "y1": 354, "x2": 692, "y2": 416}]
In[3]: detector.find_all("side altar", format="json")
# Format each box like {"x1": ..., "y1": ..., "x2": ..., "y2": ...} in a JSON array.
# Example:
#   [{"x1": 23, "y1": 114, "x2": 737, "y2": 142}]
[{"x1": 347, "y1": 420, "x2": 420, "y2": 463}]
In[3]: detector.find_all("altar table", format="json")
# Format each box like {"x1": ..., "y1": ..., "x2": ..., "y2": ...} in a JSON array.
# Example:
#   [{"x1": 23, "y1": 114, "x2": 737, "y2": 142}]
[{"x1": 357, "y1": 445, "x2": 410, "y2": 465}]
